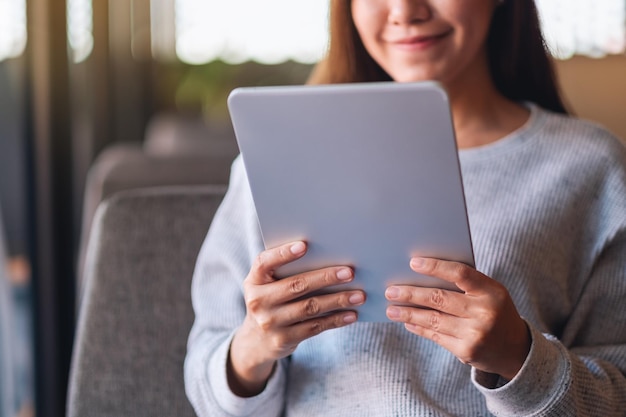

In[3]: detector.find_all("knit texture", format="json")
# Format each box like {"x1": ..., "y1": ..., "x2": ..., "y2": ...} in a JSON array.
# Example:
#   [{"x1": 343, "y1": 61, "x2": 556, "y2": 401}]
[{"x1": 185, "y1": 104, "x2": 626, "y2": 416}]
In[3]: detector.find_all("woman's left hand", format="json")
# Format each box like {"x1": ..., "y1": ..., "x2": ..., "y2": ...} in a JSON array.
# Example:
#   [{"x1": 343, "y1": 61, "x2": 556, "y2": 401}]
[{"x1": 385, "y1": 257, "x2": 531, "y2": 381}]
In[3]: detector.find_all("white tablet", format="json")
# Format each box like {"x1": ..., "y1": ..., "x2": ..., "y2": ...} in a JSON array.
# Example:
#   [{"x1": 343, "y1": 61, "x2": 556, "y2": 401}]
[{"x1": 227, "y1": 81, "x2": 474, "y2": 322}]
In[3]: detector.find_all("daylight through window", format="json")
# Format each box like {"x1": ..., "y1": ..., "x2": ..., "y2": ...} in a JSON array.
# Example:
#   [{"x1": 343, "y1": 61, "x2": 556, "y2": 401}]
[
  {"x1": 67, "y1": 0, "x2": 93, "y2": 63},
  {"x1": 0, "y1": 0, "x2": 27, "y2": 62},
  {"x1": 173, "y1": 0, "x2": 626, "y2": 64}
]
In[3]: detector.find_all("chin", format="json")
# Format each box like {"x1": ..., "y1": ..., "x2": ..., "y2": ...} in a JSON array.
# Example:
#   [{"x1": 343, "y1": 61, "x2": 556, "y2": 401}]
[{"x1": 388, "y1": 69, "x2": 440, "y2": 84}]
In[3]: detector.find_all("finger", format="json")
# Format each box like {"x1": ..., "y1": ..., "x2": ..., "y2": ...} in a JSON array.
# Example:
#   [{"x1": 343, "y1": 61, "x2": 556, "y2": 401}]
[
  {"x1": 385, "y1": 285, "x2": 468, "y2": 317},
  {"x1": 270, "y1": 266, "x2": 355, "y2": 304},
  {"x1": 249, "y1": 241, "x2": 307, "y2": 284},
  {"x1": 281, "y1": 291, "x2": 366, "y2": 325},
  {"x1": 402, "y1": 320, "x2": 462, "y2": 352},
  {"x1": 410, "y1": 257, "x2": 490, "y2": 294},
  {"x1": 403, "y1": 321, "x2": 483, "y2": 366},
  {"x1": 386, "y1": 305, "x2": 461, "y2": 337},
  {"x1": 284, "y1": 310, "x2": 359, "y2": 344}
]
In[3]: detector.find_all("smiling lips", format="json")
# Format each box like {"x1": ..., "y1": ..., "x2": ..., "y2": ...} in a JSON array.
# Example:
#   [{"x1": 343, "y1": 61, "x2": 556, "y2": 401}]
[{"x1": 390, "y1": 29, "x2": 452, "y2": 51}]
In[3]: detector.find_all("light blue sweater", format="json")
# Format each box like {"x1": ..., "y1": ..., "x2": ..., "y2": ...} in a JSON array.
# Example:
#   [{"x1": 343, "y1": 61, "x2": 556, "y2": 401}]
[{"x1": 185, "y1": 105, "x2": 626, "y2": 416}]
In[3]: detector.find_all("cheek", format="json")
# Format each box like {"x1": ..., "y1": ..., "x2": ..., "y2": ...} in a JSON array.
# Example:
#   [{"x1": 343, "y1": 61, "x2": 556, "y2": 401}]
[
  {"x1": 351, "y1": 17, "x2": 387, "y2": 70},
  {"x1": 351, "y1": 2, "x2": 384, "y2": 47},
  {"x1": 452, "y1": 6, "x2": 495, "y2": 49}
]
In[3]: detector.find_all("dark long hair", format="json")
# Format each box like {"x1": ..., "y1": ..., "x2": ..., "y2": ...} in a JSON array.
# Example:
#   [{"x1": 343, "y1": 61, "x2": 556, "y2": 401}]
[{"x1": 309, "y1": 0, "x2": 567, "y2": 114}]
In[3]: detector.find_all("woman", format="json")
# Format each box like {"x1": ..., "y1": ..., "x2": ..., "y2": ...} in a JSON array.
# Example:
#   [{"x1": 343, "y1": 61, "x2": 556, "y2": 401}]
[{"x1": 185, "y1": 1, "x2": 626, "y2": 415}]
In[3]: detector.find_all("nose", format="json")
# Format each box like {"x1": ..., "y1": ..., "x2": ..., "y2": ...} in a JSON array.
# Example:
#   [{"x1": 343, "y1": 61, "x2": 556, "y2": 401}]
[{"x1": 388, "y1": 0, "x2": 431, "y2": 25}]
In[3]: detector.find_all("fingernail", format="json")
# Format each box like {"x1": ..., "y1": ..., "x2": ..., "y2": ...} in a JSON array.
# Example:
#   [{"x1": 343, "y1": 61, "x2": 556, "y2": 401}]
[
  {"x1": 411, "y1": 257, "x2": 425, "y2": 269},
  {"x1": 385, "y1": 287, "x2": 400, "y2": 299},
  {"x1": 349, "y1": 293, "x2": 364, "y2": 305},
  {"x1": 336, "y1": 268, "x2": 353, "y2": 281},
  {"x1": 343, "y1": 313, "x2": 357, "y2": 324},
  {"x1": 290, "y1": 242, "x2": 306, "y2": 255},
  {"x1": 387, "y1": 306, "x2": 401, "y2": 319}
]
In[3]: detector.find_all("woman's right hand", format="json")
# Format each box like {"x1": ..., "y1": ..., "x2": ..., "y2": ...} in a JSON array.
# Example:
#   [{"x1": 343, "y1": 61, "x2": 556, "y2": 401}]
[{"x1": 228, "y1": 240, "x2": 365, "y2": 396}]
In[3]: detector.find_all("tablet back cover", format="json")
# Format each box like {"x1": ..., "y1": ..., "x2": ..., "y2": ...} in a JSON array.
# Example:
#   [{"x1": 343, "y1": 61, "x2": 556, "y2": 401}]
[{"x1": 228, "y1": 81, "x2": 474, "y2": 322}]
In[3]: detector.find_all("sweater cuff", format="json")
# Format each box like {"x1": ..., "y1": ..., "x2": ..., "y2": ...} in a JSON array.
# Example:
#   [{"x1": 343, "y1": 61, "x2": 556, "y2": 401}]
[
  {"x1": 208, "y1": 331, "x2": 286, "y2": 417},
  {"x1": 471, "y1": 322, "x2": 571, "y2": 416}
]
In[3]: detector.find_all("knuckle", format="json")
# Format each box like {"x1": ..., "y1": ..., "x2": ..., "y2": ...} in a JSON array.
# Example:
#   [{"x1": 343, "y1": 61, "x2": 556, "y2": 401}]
[
  {"x1": 269, "y1": 333, "x2": 289, "y2": 351},
  {"x1": 429, "y1": 311, "x2": 442, "y2": 330},
  {"x1": 322, "y1": 269, "x2": 335, "y2": 285},
  {"x1": 339, "y1": 293, "x2": 351, "y2": 308},
  {"x1": 429, "y1": 259, "x2": 446, "y2": 276},
  {"x1": 391, "y1": 287, "x2": 413, "y2": 304},
  {"x1": 404, "y1": 288, "x2": 418, "y2": 304},
  {"x1": 333, "y1": 314, "x2": 349, "y2": 329},
  {"x1": 289, "y1": 276, "x2": 309, "y2": 294},
  {"x1": 404, "y1": 308, "x2": 414, "y2": 323},
  {"x1": 309, "y1": 320, "x2": 325, "y2": 336},
  {"x1": 277, "y1": 246, "x2": 290, "y2": 261},
  {"x1": 452, "y1": 265, "x2": 471, "y2": 282},
  {"x1": 245, "y1": 294, "x2": 263, "y2": 314},
  {"x1": 303, "y1": 298, "x2": 321, "y2": 317},
  {"x1": 421, "y1": 258, "x2": 436, "y2": 274},
  {"x1": 395, "y1": 307, "x2": 414, "y2": 324},
  {"x1": 491, "y1": 284, "x2": 509, "y2": 305},
  {"x1": 429, "y1": 289, "x2": 446, "y2": 308},
  {"x1": 340, "y1": 292, "x2": 359, "y2": 308},
  {"x1": 253, "y1": 252, "x2": 270, "y2": 272},
  {"x1": 308, "y1": 314, "x2": 348, "y2": 337},
  {"x1": 256, "y1": 313, "x2": 275, "y2": 332}
]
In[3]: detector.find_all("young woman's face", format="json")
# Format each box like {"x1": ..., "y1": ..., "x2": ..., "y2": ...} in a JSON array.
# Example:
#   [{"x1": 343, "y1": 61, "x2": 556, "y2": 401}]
[{"x1": 351, "y1": 0, "x2": 497, "y2": 85}]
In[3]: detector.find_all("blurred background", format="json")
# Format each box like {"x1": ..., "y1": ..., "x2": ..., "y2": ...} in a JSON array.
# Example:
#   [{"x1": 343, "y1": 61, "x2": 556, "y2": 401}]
[{"x1": 0, "y1": 1, "x2": 624, "y2": 416}]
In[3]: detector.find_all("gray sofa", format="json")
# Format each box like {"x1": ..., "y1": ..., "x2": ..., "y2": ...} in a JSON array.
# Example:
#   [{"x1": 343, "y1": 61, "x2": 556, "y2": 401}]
[
  {"x1": 67, "y1": 185, "x2": 226, "y2": 417},
  {"x1": 76, "y1": 142, "x2": 236, "y2": 294}
]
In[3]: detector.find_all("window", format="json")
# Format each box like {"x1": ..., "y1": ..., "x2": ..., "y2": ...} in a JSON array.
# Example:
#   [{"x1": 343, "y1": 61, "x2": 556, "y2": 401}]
[
  {"x1": 536, "y1": 0, "x2": 626, "y2": 59},
  {"x1": 0, "y1": 0, "x2": 27, "y2": 62},
  {"x1": 171, "y1": 0, "x2": 626, "y2": 63},
  {"x1": 67, "y1": 0, "x2": 93, "y2": 63},
  {"x1": 174, "y1": 0, "x2": 329, "y2": 64}
]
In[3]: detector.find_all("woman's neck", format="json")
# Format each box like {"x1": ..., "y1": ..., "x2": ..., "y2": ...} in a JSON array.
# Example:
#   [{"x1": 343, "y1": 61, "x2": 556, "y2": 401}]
[{"x1": 445, "y1": 60, "x2": 530, "y2": 149}]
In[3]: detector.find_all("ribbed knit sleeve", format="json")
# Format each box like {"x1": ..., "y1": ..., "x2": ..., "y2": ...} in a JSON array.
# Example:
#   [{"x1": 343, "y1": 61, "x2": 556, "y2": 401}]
[{"x1": 184, "y1": 156, "x2": 287, "y2": 417}]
